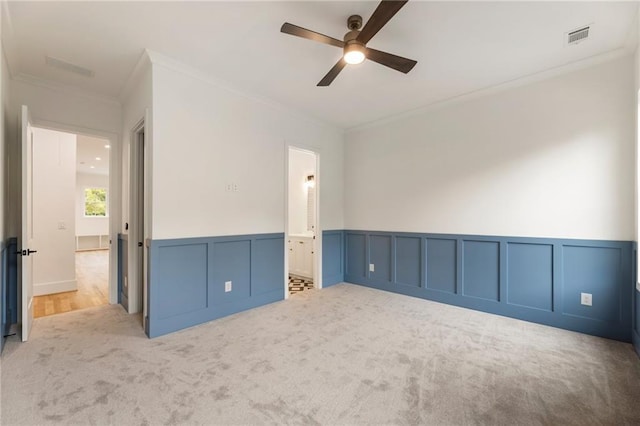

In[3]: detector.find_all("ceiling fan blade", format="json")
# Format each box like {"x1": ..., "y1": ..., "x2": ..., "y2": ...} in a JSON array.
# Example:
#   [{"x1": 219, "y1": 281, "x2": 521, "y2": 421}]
[
  {"x1": 357, "y1": 0, "x2": 408, "y2": 45},
  {"x1": 365, "y1": 48, "x2": 417, "y2": 73},
  {"x1": 317, "y1": 58, "x2": 347, "y2": 86},
  {"x1": 281, "y1": 23, "x2": 344, "y2": 48}
]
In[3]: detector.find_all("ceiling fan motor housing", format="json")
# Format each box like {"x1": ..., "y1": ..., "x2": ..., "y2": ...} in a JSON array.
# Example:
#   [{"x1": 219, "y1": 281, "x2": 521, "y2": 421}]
[
  {"x1": 344, "y1": 15, "x2": 364, "y2": 59},
  {"x1": 343, "y1": 30, "x2": 366, "y2": 63},
  {"x1": 347, "y1": 14, "x2": 363, "y2": 30},
  {"x1": 344, "y1": 29, "x2": 361, "y2": 44}
]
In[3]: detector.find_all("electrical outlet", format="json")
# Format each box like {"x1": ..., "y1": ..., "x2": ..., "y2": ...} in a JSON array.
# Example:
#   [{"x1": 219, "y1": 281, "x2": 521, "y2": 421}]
[
  {"x1": 225, "y1": 281, "x2": 232, "y2": 292},
  {"x1": 225, "y1": 183, "x2": 232, "y2": 192},
  {"x1": 580, "y1": 292, "x2": 592, "y2": 306},
  {"x1": 369, "y1": 263, "x2": 375, "y2": 272},
  {"x1": 57, "y1": 221, "x2": 66, "y2": 230},
  {"x1": 233, "y1": 183, "x2": 239, "y2": 192}
]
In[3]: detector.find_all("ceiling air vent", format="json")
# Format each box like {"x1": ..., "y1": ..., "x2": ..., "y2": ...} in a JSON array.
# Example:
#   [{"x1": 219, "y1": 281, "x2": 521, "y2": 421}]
[
  {"x1": 45, "y1": 56, "x2": 94, "y2": 78},
  {"x1": 567, "y1": 26, "x2": 590, "y2": 45}
]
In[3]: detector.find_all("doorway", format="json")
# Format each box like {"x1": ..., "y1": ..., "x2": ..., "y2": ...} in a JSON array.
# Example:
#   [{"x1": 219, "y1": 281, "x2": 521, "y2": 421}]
[
  {"x1": 30, "y1": 128, "x2": 111, "y2": 317},
  {"x1": 287, "y1": 147, "x2": 319, "y2": 296},
  {"x1": 128, "y1": 120, "x2": 146, "y2": 328}
]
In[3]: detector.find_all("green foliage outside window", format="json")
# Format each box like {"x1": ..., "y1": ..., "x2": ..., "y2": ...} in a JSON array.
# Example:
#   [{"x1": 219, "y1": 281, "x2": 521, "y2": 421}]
[{"x1": 85, "y1": 188, "x2": 107, "y2": 217}]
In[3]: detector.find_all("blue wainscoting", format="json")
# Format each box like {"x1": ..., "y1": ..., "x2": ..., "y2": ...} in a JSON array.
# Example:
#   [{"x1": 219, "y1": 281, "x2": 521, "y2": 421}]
[
  {"x1": 8, "y1": 239, "x2": 17, "y2": 329},
  {"x1": 117, "y1": 234, "x2": 128, "y2": 310},
  {"x1": 634, "y1": 244, "x2": 640, "y2": 357},
  {"x1": 1, "y1": 241, "x2": 6, "y2": 353},
  {"x1": 634, "y1": 286, "x2": 640, "y2": 356},
  {"x1": 322, "y1": 230, "x2": 345, "y2": 287},
  {"x1": 1, "y1": 238, "x2": 18, "y2": 353},
  {"x1": 344, "y1": 230, "x2": 634, "y2": 342},
  {"x1": 148, "y1": 233, "x2": 284, "y2": 338}
]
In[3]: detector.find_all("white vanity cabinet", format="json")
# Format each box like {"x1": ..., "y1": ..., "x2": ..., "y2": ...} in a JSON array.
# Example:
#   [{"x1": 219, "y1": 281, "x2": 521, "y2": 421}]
[{"x1": 288, "y1": 235, "x2": 314, "y2": 278}]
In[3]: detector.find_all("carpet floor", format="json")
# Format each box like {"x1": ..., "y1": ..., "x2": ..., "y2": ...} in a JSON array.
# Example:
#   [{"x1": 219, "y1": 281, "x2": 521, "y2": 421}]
[{"x1": 1, "y1": 283, "x2": 640, "y2": 425}]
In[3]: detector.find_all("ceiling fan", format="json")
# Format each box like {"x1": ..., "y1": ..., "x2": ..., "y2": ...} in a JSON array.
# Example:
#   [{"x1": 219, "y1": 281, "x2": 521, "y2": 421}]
[{"x1": 281, "y1": 0, "x2": 417, "y2": 86}]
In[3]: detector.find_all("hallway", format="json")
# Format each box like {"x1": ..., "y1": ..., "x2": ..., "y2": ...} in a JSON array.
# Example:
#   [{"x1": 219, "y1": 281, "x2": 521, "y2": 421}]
[{"x1": 33, "y1": 250, "x2": 109, "y2": 317}]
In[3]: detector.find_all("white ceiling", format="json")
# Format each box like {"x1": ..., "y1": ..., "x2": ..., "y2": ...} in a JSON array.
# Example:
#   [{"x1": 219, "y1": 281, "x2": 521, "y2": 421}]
[
  {"x1": 3, "y1": 1, "x2": 638, "y2": 129},
  {"x1": 77, "y1": 134, "x2": 110, "y2": 176}
]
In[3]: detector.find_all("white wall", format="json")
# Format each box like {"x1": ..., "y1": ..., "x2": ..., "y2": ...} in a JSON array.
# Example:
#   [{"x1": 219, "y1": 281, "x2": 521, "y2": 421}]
[
  {"x1": 10, "y1": 78, "x2": 122, "y2": 136},
  {"x1": 32, "y1": 127, "x2": 76, "y2": 295},
  {"x1": 151, "y1": 58, "x2": 344, "y2": 239},
  {"x1": 76, "y1": 172, "x2": 109, "y2": 236},
  {"x1": 345, "y1": 56, "x2": 635, "y2": 241},
  {"x1": 121, "y1": 55, "x2": 152, "y2": 315},
  {"x1": 121, "y1": 58, "x2": 152, "y2": 236},
  {"x1": 1, "y1": 44, "x2": 9, "y2": 244},
  {"x1": 634, "y1": 10, "x2": 640, "y2": 277},
  {"x1": 288, "y1": 149, "x2": 315, "y2": 236},
  {"x1": 8, "y1": 78, "x2": 121, "y2": 238}
]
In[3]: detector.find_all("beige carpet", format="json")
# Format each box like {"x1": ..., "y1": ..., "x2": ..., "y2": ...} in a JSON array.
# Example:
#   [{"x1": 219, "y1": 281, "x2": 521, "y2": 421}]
[{"x1": 1, "y1": 283, "x2": 640, "y2": 425}]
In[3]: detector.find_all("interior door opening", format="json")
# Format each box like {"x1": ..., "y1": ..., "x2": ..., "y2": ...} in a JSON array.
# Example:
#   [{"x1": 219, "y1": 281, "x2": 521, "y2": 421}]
[
  {"x1": 16, "y1": 105, "x2": 115, "y2": 342},
  {"x1": 30, "y1": 127, "x2": 111, "y2": 319},
  {"x1": 286, "y1": 147, "x2": 320, "y2": 297},
  {"x1": 128, "y1": 120, "x2": 146, "y2": 329}
]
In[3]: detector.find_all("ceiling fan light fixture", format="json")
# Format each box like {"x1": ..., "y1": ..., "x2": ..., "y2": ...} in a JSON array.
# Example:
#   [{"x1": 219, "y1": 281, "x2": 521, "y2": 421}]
[
  {"x1": 344, "y1": 42, "x2": 365, "y2": 65},
  {"x1": 280, "y1": 1, "x2": 417, "y2": 86}
]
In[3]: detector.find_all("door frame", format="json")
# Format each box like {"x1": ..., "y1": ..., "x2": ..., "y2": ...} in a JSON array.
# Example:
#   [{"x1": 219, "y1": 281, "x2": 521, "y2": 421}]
[
  {"x1": 285, "y1": 144, "x2": 322, "y2": 299},
  {"x1": 19, "y1": 105, "x2": 34, "y2": 341},
  {"x1": 128, "y1": 115, "x2": 151, "y2": 328},
  {"x1": 26, "y1": 117, "x2": 121, "y2": 305}
]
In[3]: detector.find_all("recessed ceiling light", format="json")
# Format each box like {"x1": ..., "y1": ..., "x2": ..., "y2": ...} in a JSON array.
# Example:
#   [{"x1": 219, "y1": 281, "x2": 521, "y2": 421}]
[
  {"x1": 90, "y1": 166, "x2": 95, "y2": 169},
  {"x1": 104, "y1": 145, "x2": 110, "y2": 149},
  {"x1": 96, "y1": 157, "x2": 101, "y2": 161}
]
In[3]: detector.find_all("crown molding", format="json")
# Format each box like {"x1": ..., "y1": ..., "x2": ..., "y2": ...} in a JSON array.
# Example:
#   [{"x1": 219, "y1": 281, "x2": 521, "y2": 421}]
[
  {"x1": 145, "y1": 49, "x2": 343, "y2": 134},
  {"x1": 118, "y1": 49, "x2": 152, "y2": 103},
  {"x1": 347, "y1": 47, "x2": 633, "y2": 134},
  {"x1": 12, "y1": 72, "x2": 121, "y2": 107}
]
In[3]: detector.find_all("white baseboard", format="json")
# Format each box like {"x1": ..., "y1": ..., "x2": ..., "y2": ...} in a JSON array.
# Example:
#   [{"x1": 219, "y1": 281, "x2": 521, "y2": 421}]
[{"x1": 34, "y1": 279, "x2": 77, "y2": 296}]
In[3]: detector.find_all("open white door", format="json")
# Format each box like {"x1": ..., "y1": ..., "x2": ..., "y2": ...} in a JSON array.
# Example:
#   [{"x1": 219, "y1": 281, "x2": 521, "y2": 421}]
[{"x1": 20, "y1": 105, "x2": 35, "y2": 342}]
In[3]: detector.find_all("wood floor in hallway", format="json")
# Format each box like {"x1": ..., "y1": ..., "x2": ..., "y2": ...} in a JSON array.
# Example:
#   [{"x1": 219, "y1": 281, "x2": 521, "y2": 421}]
[{"x1": 33, "y1": 250, "x2": 109, "y2": 318}]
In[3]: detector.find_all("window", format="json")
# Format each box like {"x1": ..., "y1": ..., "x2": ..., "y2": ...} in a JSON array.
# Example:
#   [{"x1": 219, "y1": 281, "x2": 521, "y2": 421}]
[{"x1": 84, "y1": 188, "x2": 107, "y2": 217}]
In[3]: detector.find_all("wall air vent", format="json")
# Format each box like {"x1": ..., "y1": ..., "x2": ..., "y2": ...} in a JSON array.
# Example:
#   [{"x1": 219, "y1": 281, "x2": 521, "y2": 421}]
[
  {"x1": 45, "y1": 56, "x2": 95, "y2": 78},
  {"x1": 567, "y1": 26, "x2": 590, "y2": 45}
]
